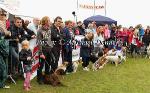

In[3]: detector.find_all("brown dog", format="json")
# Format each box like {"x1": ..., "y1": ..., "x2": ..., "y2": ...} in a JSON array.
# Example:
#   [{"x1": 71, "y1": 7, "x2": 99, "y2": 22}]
[
  {"x1": 92, "y1": 56, "x2": 107, "y2": 71},
  {"x1": 43, "y1": 68, "x2": 65, "y2": 86}
]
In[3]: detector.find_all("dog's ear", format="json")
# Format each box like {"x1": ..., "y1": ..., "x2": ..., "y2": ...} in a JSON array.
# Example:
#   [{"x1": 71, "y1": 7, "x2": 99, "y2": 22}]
[{"x1": 64, "y1": 61, "x2": 69, "y2": 66}]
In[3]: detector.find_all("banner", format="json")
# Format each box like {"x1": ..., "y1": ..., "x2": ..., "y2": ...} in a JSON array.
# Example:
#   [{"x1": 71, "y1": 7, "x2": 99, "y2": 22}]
[{"x1": 77, "y1": 0, "x2": 105, "y2": 20}]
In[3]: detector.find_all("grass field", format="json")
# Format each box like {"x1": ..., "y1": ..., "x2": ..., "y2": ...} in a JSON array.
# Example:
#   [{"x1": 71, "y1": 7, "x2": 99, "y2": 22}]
[{"x1": 0, "y1": 58, "x2": 150, "y2": 93}]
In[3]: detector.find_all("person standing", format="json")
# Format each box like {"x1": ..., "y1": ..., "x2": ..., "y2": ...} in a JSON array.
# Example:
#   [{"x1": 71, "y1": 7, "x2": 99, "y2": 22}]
[
  {"x1": 0, "y1": 9, "x2": 11, "y2": 89},
  {"x1": 28, "y1": 18, "x2": 40, "y2": 35},
  {"x1": 80, "y1": 31, "x2": 94, "y2": 71},
  {"x1": 9, "y1": 17, "x2": 25, "y2": 76},
  {"x1": 63, "y1": 20, "x2": 74, "y2": 73},
  {"x1": 36, "y1": 16, "x2": 53, "y2": 84},
  {"x1": 51, "y1": 16, "x2": 64, "y2": 73},
  {"x1": 19, "y1": 40, "x2": 32, "y2": 91}
]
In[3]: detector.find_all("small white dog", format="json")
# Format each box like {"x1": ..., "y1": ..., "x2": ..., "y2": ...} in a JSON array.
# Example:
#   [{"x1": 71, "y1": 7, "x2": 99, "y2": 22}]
[
  {"x1": 105, "y1": 49, "x2": 126, "y2": 67},
  {"x1": 105, "y1": 55, "x2": 122, "y2": 67}
]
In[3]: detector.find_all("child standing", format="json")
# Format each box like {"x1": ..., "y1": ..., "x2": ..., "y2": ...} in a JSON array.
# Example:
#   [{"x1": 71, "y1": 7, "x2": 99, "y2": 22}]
[
  {"x1": 19, "y1": 40, "x2": 32, "y2": 91},
  {"x1": 80, "y1": 31, "x2": 94, "y2": 71}
]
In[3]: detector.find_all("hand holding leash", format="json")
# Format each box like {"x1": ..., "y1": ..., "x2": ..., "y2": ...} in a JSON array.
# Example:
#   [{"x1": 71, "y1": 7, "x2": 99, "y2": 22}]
[
  {"x1": 27, "y1": 57, "x2": 31, "y2": 61},
  {"x1": 40, "y1": 54, "x2": 46, "y2": 59}
]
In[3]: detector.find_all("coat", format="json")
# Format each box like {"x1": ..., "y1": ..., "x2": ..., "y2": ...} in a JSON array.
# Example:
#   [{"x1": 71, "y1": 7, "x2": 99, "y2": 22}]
[
  {"x1": 19, "y1": 49, "x2": 32, "y2": 73},
  {"x1": 142, "y1": 34, "x2": 150, "y2": 46},
  {"x1": 9, "y1": 25, "x2": 25, "y2": 47},
  {"x1": 51, "y1": 24, "x2": 64, "y2": 48},
  {"x1": 37, "y1": 27, "x2": 53, "y2": 55},
  {"x1": 63, "y1": 27, "x2": 74, "y2": 51},
  {"x1": 80, "y1": 37, "x2": 94, "y2": 57},
  {"x1": 0, "y1": 38, "x2": 9, "y2": 88},
  {"x1": 129, "y1": 34, "x2": 141, "y2": 47}
]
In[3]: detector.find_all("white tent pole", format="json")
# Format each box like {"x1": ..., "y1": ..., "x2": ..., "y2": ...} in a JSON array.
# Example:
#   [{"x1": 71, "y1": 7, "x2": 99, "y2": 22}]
[
  {"x1": 105, "y1": 0, "x2": 107, "y2": 16},
  {"x1": 76, "y1": 0, "x2": 78, "y2": 23},
  {"x1": 94, "y1": 0, "x2": 95, "y2": 16}
]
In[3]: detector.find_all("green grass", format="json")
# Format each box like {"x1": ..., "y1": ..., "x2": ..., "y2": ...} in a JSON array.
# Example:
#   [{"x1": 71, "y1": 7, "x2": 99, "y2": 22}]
[{"x1": 1, "y1": 58, "x2": 150, "y2": 93}]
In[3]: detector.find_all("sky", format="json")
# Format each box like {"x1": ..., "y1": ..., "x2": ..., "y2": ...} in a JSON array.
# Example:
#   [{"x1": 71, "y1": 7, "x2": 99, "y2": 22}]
[{"x1": 18, "y1": 0, "x2": 150, "y2": 28}]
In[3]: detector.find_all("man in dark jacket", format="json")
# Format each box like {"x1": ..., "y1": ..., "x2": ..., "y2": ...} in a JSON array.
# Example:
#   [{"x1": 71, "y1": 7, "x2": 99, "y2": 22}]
[
  {"x1": 9, "y1": 17, "x2": 25, "y2": 75},
  {"x1": 51, "y1": 16, "x2": 64, "y2": 73}
]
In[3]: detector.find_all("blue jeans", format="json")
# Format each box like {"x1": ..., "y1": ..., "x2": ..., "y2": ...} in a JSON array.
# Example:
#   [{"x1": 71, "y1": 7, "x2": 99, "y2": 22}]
[{"x1": 9, "y1": 46, "x2": 19, "y2": 74}]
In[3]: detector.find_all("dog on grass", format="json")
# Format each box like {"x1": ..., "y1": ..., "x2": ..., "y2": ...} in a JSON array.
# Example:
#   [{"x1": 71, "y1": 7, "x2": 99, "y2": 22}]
[
  {"x1": 43, "y1": 68, "x2": 66, "y2": 86},
  {"x1": 92, "y1": 56, "x2": 107, "y2": 71},
  {"x1": 105, "y1": 54, "x2": 125, "y2": 67},
  {"x1": 72, "y1": 61, "x2": 80, "y2": 73},
  {"x1": 57, "y1": 61, "x2": 69, "y2": 72},
  {"x1": 43, "y1": 62, "x2": 68, "y2": 86}
]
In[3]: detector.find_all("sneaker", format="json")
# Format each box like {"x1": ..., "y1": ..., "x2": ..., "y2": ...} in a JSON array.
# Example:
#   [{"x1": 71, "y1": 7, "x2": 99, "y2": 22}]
[
  {"x1": 3, "y1": 85, "x2": 10, "y2": 89},
  {"x1": 83, "y1": 67, "x2": 89, "y2": 71}
]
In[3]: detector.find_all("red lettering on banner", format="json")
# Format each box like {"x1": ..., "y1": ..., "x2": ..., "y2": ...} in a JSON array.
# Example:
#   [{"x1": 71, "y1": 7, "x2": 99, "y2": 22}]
[{"x1": 79, "y1": 4, "x2": 104, "y2": 9}]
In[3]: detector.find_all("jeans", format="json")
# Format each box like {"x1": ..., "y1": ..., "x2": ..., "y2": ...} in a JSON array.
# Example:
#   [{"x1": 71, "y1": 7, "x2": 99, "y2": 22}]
[
  {"x1": 24, "y1": 72, "x2": 31, "y2": 89},
  {"x1": 9, "y1": 46, "x2": 19, "y2": 74},
  {"x1": 64, "y1": 48, "x2": 73, "y2": 73}
]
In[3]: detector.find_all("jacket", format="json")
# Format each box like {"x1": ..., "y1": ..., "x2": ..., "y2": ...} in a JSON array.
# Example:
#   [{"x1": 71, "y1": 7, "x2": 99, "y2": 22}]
[
  {"x1": 142, "y1": 34, "x2": 150, "y2": 46},
  {"x1": 63, "y1": 27, "x2": 74, "y2": 51},
  {"x1": 9, "y1": 25, "x2": 25, "y2": 47},
  {"x1": 51, "y1": 24, "x2": 64, "y2": 47},
  {"x1": 19, "y1": 49, "x2": 32, "y2": 65},
  {"x1": 37, "y1": 27, "x2": 53, "y2": 54},
  {"x1": 80, "y1": 37, "x2": 94, "y2": 57}
]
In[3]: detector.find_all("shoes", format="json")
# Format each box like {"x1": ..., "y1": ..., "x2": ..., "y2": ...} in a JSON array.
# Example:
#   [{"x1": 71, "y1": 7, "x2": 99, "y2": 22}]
[
  {"x1": 3, "y1": 85, "x2": 10, "y2": 89},
  {"x1": 83, "y1": 67, "x2": 89, "y2": 71}
]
